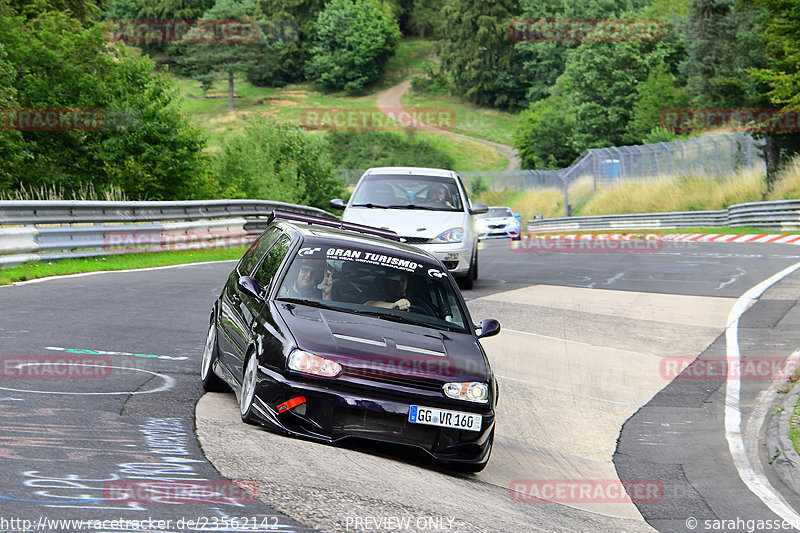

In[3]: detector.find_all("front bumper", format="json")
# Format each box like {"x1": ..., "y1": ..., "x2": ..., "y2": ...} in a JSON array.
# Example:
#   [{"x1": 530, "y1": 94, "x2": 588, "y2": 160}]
[
  {"x1": 415, "y1": 242, "x2": 472, "y2": 275},
  {"x1": 250, "y1": 364, "x2": 495, "y2": 464},
  {"x1": 477, "y1": 225, "x2": 520, "y2": 240}
]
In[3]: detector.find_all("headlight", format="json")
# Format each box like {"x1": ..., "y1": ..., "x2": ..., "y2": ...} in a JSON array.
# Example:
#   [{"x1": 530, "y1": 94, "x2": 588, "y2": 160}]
[
  {"x1": 432, "y1": 227, "x2": 463, "y2": 243},
  {"x1": 288, "y1": 349, "x2": 342, "y2": 378},
  {"x1": 443, "y1": 382, "x2": 489, "y2": 403}
]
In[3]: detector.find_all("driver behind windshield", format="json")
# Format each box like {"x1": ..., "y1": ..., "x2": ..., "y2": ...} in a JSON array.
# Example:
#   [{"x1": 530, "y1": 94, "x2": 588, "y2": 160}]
[
  {"x1": 364, "y1": 270, "x2": 411, "y2": 311},
  {"x1": 429, "y1": 184, "x2": 454, "y2": 209},
  {"x1": 280, "y1": 259, "x2": 332, "y2": 300}
]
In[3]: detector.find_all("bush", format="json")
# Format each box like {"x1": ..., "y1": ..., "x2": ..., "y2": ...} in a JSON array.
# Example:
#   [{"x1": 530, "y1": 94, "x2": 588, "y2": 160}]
[
  {"x1": 410, "y1": 61, "x2": 452, "y2": 96},
  {"x1": 214, "y1": 116, "x2": 344, "y2": 209},
  {"x1": 306, "y1": 0, "x2": 401, "y2": 92},
  {"x1": 324, "y1": 130, "x2": 454, "y2": 169}
]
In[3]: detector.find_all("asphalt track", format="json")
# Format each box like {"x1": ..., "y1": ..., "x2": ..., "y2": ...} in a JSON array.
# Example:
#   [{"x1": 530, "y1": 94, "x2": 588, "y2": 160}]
[{"x1": 2, "y1": 239, "x2": 800, "y2": 532}]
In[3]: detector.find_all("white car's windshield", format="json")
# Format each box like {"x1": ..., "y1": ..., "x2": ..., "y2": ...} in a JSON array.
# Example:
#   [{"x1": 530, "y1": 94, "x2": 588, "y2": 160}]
[
  {"x1": 480, "y1": 207, "x2": 513, "y2": 218},
  {"x1": 350, "y1": 175, "x2": 463, "y2": 211}
]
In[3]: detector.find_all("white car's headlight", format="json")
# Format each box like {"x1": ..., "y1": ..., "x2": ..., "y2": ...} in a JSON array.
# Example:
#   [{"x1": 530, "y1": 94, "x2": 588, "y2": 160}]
[
  {"x1": 443, "y1": 382, "x2": 489, "y2": 403},
  {"x1": 288, "y1": 349, "x2": 342, "y2": 378},
  {"x1": 433, "y1": 227, "x2": 464, "y2": 244}
]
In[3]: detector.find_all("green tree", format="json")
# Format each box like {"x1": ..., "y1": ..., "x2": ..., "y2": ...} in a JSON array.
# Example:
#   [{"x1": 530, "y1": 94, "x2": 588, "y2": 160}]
[
  {"x1": 514, "y1": 0, "x2": 652, "y2": 105},
  {"x1": 513, "y1": 80, "x2": 579, "y2": 169},
  {"x1": 680, "y1": 0, "x2": 768, "y2": 108},
  {"x1": 560, "y1": 41, "x2": 654, "y2": 150},
  {"x1": 407, "y1": 0, "x2": 444, "y2": 38},
  {"x1": 0, "y1": 44, "x2": 23, "y2": 193},
  {"x1": 0, "y1": 9, "x2": 212, "y2": 199},
  {"x1": 747, "y1": 0, "x2": 800, "y2": 183},
  {"x1": 177, "y1": 0, "x2": 268, "y2": 111},
  {"x1": 250, "y1": 0, "x2": 325, "y2": 85},
  {"x1": 749, "y1": 0, "x2": 800, "y2": 108},
  {"x1": 215, "y1": 117, "x2": 344, "y2": 208},
  {"x1": 305, "y1": 0, "x2": 401, "y2": 92},
  {"x1": 4, "y1": 0, "x2": 101, "y2": 23},
  {"x1": 626, "y1": 62, "x2": 690, "y2": 143},
  {"x1": 438, "y1": 0, "x2": 525, "y2": 110}
]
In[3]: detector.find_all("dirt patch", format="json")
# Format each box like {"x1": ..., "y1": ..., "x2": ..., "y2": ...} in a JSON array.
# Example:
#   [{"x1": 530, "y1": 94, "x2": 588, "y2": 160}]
[
  {"x1": 281, "y1": 90, "x2": 309, "y2": 98},
  {"x1": 261, "y1": 99, "x2": 298, "y2": 106},
  {"x1": 198, "y1": 92, "x2": 241, "y2": 99}
]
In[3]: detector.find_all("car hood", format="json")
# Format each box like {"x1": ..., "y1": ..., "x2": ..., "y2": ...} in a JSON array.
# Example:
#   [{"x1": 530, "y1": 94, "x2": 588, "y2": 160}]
[
  {"x1": 342, "y1": 208, "x2": 468, "y2": 239},
  {"x1": 277, "y1": 302, "x2": 488, "y2": 383}
]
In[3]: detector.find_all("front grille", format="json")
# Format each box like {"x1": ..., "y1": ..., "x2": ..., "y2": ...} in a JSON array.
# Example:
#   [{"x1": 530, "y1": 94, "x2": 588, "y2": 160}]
[
  {"x1": 401, "y1": 237, "x2": 431, "y2": 244},
  {"x1": 343, "y1": 367, "x2": 445, "y2": 392},
  {"x1": 332, "y1": 407, "x2": 438, "y2": 448},
  {"x1": 489, "y1": 224, "x2": 506, "y2": 229}
]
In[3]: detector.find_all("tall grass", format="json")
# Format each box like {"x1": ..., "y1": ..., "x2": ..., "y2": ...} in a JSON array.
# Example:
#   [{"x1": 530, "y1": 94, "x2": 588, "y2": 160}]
[
  {"x1": 579, "y1": 167, "x2": 766, "y2": 215},
  {"x1": 0, "y1": 182, "x2": 129, "y2": 201},
  {"x1": 768, "y1": 155, "x2": 800, "y2": 201},
  {"x1": 478, "y1": 165, "x2": 780, "y2": 221}
]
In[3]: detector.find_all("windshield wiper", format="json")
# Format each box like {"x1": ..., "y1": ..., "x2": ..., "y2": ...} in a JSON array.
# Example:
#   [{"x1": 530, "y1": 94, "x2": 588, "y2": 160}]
[
  {"x1": 385, "y1": 204, "x2": 435, "y2": 210},
  {"x1": 351, "y1": 203, "x2": 389, "y2": 209},
  {"x1": 350, "y1": 308, "x2": 434, "y2": 328},
  {"x1": 278, "y1": 298, "x2": 341, "y2": 312}
]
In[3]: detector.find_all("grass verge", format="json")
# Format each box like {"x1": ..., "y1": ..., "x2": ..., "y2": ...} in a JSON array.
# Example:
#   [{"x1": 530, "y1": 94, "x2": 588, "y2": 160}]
[
  {"x1": 0, "y1": 246, "x2": 248, "y2": 286},
  {"x1": 791, "y1": 396, "x2": 800, "y2": 455},
  {"x1": 402, "y1": 90, "x2": 519, "y2": 146}
]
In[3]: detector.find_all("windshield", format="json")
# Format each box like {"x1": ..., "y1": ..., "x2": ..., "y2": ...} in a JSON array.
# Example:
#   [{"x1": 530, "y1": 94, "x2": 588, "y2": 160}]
[
  {"x1": 350, "y1": 174, "x2": 463, "y2": 211},
  {"x1": 480, "y1": 207, "x2": 513, "y2": 218},
  {"x1": 277, "y1": 245, "x2": 470, "y2": 333}
]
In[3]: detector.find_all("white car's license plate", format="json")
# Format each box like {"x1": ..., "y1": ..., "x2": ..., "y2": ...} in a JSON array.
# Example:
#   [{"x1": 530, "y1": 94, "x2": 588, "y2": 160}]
[{"x1": 408, "y1": 405, "x2": 481, "y2": 432}]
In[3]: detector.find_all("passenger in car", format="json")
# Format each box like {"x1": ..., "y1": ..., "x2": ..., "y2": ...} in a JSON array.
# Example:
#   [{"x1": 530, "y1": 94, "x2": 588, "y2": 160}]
[{"x1": 280, "y1": 259, "x2": 332, "y2": 300}]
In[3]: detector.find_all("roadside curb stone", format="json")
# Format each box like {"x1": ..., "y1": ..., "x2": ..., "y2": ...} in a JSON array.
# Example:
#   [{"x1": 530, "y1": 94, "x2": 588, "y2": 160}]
[{"x1": 767, "y1": 381, "x2": 800, "y2": 495}]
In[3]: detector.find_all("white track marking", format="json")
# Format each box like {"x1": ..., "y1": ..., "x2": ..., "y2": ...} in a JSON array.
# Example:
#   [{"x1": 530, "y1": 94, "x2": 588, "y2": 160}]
[
  {"x1": 725, "y1": 260, "x2": 800, "y2": 525},
  {"x1": 0, "y1": 363, "x2": 175, "y2": 395}
]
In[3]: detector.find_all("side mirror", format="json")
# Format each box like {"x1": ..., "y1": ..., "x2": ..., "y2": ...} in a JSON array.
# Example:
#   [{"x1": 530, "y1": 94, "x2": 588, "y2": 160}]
[
  {"x1": 514, "y1": 213, "x2": 521, "y2": 218},
  {"x1": 329, "y1": 199, "x2": 346, "y2": 210},
  {"x1": 475, "y1": 318, "x2": 501, "y2": 339},
  {"x1": 238, "y1": 276, "x2": 264, "y2": 301},
  {"x1": 469, "y1": 204, "x2": 489, "y2": 215}
]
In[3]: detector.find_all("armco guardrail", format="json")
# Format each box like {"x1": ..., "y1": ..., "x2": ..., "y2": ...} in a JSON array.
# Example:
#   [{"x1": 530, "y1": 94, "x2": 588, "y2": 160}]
[
  {"x1": 527, "y1": 200, "x2": 800, "y2": 233},
  {"x1": 0, "y1": 200, "x2": 335, "y2": 267}
]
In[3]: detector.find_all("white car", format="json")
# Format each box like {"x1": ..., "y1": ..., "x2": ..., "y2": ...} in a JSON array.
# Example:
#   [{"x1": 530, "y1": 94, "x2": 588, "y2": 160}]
[
  {"x1": 476, "y1": 206, "x2": 522, "y2": 241},
  {"x1": 330, "y1": 167, "x2": 488, "y2": 289}
]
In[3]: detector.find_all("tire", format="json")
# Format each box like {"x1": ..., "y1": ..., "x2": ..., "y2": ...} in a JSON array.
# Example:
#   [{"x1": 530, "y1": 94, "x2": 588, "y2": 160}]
[
  {"x1": 457, "y1": 270, "x2": 474, "y2": 290},
  {"x1": 239, "y1": 353, "x2": 259, "y2": 424},
  {"x1": 457, "y1": 248, "x2": 476, "y2": 290},
  {"x1": 201, "y1": 322, "x2": 229, "y2": 392},
  {"x1": 449, "y1": 428, "x2": 494, "y2": 473}
]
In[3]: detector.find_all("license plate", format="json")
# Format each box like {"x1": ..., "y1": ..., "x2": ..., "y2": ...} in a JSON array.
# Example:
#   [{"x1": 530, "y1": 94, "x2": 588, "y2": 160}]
[{"x1": 408, "y1": 405, "x2": 481, "y2": 432}]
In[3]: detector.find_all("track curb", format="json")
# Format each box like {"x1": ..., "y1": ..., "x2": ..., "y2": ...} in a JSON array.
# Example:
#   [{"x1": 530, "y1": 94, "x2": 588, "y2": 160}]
[
  {"x1": 520, "y1": 233, "x2": 800, "y2": 244},
  {"x1": 767, "y1": 381, "x2": 800, "y2": 496}
]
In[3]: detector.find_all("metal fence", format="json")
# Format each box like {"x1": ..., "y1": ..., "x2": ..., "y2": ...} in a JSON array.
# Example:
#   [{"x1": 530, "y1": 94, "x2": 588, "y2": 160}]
[
  {"x1": 337, "y1": 133, "x2": 765, "y2": 190},
  {"x1": 526, "y1": 199, "x2": 800, "y2": 232},
  {"x1": 335, "y1": 133, "x2": 767, "y2": 216},
  {"x1": 0, "y1": 199, "x2": 334, "y2": 268}
]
